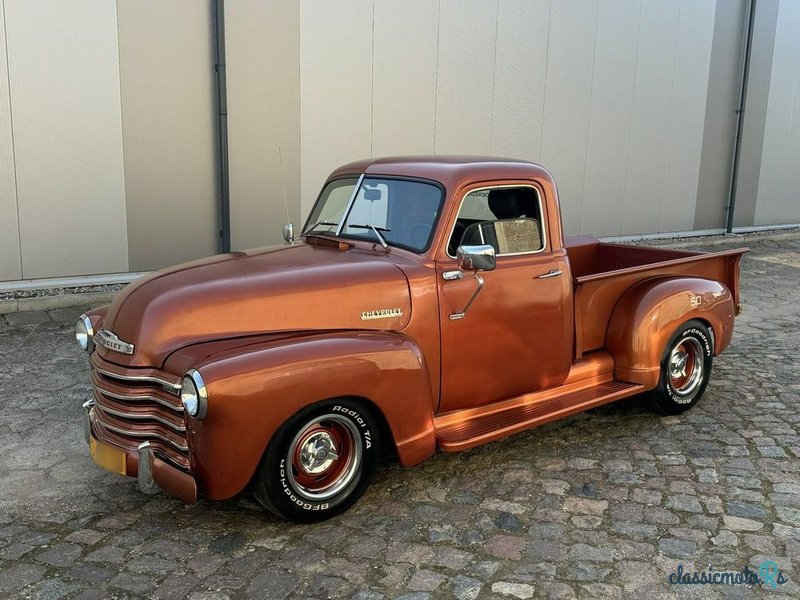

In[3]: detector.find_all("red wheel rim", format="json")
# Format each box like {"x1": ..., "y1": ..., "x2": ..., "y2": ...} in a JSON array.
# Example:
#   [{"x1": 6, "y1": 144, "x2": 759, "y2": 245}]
[{"x1": 669, "y1": 336, "x2": 704, "y2": 396}]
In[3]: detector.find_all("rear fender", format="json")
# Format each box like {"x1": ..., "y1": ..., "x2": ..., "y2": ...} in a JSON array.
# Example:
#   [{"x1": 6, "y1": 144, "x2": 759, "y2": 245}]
[
  {"x1": 606, "y1": 277, "x2": 734, "y2": 388},
  {"x1": 184, "y1": 331, "x2": 436, "y2": 500}
]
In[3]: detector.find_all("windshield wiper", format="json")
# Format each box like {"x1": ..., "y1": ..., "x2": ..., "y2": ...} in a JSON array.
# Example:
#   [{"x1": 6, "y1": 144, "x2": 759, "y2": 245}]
[
  {"x1": 304, "y1": 220, "x2": 339, "y2": 235},
  {"x1": 348, "y1": 224, "x2": 391, "y2": 249}
]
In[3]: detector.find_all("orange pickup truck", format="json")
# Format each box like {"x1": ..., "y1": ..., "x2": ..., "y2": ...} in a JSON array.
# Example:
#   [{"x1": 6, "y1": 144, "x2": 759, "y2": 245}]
[{"x1": 76, "y1": 156, "x2": 747, "y2": 522}]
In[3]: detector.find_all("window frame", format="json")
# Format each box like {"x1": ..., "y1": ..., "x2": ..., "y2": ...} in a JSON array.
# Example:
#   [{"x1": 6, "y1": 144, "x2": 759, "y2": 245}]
[{"x1": 445, "y1": 183, "x2": 548, "y2": 259}]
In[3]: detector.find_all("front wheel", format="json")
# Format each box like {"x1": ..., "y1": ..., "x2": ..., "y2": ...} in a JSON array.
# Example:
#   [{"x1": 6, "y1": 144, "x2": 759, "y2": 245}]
[
  {"x1": 253, "y1": 399, "x2": 380, "y2": 523},
  {"x1": 652, "y1": 320, "x2": 713, "y2": 414}
]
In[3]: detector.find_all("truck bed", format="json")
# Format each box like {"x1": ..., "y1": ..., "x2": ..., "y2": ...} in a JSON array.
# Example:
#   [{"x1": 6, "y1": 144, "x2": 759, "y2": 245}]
[{"x1": 565, "y1": 236, "x2": 747, "y2": 358}]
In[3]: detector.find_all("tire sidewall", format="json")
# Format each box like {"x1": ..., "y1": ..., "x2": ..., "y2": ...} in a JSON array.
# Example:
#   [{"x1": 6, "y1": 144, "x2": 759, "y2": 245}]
[
  {"x1": 659, "y1": 321, "x2": 713, "y2": 408},
  {"x1": 259, "y1": 399, "x2": 380, "y2": 522}
]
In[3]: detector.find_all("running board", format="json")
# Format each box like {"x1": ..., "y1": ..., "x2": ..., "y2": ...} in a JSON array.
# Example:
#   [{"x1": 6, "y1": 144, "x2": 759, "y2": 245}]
[{"x1": 435, "y1": 380, "x2": 644, "y2": 451}]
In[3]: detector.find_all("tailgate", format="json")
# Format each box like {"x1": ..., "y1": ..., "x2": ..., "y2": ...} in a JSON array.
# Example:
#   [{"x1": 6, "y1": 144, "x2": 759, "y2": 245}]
[{"x1": 569, "y1": 242, "x2": 747, "y2": 358}]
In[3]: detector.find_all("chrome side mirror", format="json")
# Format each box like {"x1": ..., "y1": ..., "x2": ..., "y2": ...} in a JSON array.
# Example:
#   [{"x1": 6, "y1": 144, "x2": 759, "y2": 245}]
[
  {"x1": 282, "y1": 223, "x2": 294, "y2": 245},
  {"x1": 450, "y1": 245, "x2": 495, "y2": 320},
  {"x1": 457, "y1": 244, "x2": 496, "y2": 272}
]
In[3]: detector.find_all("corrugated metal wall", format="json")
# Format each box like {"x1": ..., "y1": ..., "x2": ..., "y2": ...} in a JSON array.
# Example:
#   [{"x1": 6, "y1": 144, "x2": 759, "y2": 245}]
[
  {"x1": 1, "y1": 0, "x2": 128, "y2": 280},
  {"x1": 754, "y1": 0, "x2": 800, "y2": 226},
  {"x1": 0, "y1": 0, "x2": 798, "y2": 282}
]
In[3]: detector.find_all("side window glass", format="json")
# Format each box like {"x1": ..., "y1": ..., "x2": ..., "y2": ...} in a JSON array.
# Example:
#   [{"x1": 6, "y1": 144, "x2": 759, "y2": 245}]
[{"x1": 448, "y1": 187, "x2": 545, "y2": 256}]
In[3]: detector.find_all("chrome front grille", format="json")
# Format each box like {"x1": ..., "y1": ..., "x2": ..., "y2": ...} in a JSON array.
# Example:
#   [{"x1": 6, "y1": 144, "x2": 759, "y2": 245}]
[{"x1": 90, "y1": 355, "x2": 190, "y2": 470}]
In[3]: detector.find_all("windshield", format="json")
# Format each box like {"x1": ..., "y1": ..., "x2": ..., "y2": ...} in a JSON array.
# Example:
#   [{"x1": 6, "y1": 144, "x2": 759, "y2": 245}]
[{"x1": 303, "y1": 176, "x2": 444, "y2": 253}]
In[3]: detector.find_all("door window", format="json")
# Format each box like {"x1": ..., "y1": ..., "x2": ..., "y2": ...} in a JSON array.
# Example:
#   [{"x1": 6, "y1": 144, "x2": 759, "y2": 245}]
[{"x1": 447, "y1": 186, "x2": 545, "y2": 257}]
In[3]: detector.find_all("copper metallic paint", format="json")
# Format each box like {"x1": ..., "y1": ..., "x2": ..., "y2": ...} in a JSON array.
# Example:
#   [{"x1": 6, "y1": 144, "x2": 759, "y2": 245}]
[
  {"x1": 182, "y1": 331, "x2": 436, "y2": 500},
  {"x1": 606, "y1": 277, "x2": 734, "y2": 388},
  {"x1": 79, "y1": 156, "x2": 747, "y2": 505}
]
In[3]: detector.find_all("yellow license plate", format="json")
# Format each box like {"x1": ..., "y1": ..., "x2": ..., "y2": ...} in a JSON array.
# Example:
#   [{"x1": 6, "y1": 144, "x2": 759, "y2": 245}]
[{"x1": 89, "y1": 436, "x2": 127, "y2": 475}]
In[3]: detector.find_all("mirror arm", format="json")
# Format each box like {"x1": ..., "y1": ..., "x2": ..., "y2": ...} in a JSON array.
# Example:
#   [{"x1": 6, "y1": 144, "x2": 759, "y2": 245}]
[{"x1": 449, "y1": 272, "x2": 484, "y2": 320}]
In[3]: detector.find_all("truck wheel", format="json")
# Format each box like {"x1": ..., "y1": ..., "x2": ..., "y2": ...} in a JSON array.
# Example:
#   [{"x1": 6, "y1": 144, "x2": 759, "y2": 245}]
[
  {"x1": 253, "y1": 399, "x2": 380, "y2": 523},
  {"x1": 652, "y1": 320, "x2": 713, "y2": 414}
]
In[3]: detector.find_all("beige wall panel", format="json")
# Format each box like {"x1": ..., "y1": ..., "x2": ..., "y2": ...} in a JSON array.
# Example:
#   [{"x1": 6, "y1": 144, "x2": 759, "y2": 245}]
[
  {"x1": 621, "y1": 0, "x2": 680, "y2": 235},
  {"x1": 657, "y1": 0, "x2": 715, "y2": 233},
  {"x1": 117, "y1": 0, "x2": 218, "y2": 271},
  {"x1": 540, "y1": 0, "x2": 598, "y2": 236},
  {"x1": 299, "y1": 0, "x2": 373, "y2": 218},
  {"x1": 0, "y1": 2, "x2": 21, "y2": 281},
  {"x1": 4, "y1": 0, "x2": 128, "y2": 279},
  {"x1": 434, "y1": 0, "x2": 497, "y2": 155},
  {"x1": 578, "y1": 0, "x2": 639, "y2": 236},
  {"x1": 372, "y1": 0, "x2": 437, "y2": 157},
  {"x1": 227, "y1": 1, "x2": 300, "y2": 250},
  {"x1": 694, "y1": 0, "x2": 748, "y2": 230},
  {"x1": 755, "y1": 0, "x2": 800, "y2": 225},
  {"x1": 490, "y1": 0, "x2": 550, "y2": 161},
  {"x1": 731, "y1": 0, "x2": 777, "y2": 228}
]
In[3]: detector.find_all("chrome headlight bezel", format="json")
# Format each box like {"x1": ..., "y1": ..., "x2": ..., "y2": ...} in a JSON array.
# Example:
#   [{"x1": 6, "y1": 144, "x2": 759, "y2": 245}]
[
  {"x1": 181, "y1": 369, "x2": 208, "y2": 420},
  {"x1": 76, "y1": 314, "x2": 94, "y2": 353}
]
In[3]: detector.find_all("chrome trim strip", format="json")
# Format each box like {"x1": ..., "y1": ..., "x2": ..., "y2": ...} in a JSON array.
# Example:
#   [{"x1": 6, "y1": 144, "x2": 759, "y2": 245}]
[
  {"x1": 137, "y1": 442, "x2": 159, "y2": 495},
  {"x1": 94, "y1": 400, "x2": 186, "y2": 433},
  {"x1": 184, "y1": 369, "x2": 208, "y2": 420},
  {"x1": 335, "y1": 173, "x2": 365, "y2": 236},
  {"x1": 96, "y1": 421, "x2": 189, "y2": 453},
  {"x1": 94, "y1": 367, "x2": 181, "y2": 391},
  {"x1": 79, "y1": 314, "x2": 95, "y2": 353},
  {"x1": 93, "y1": 383, "x2": 183, "y2": 413}
]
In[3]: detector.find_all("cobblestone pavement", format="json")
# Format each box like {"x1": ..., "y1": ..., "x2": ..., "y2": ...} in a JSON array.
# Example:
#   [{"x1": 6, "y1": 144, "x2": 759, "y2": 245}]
[{"x1": 1, "y1": 235, "x2": 799, "y2": 600}]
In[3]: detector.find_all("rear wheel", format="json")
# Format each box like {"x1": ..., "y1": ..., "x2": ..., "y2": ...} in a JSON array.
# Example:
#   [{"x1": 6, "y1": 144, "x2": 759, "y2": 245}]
[
  {"x1": 652, "y1": 320, "x2": 713, "y2": 414},
  {"x1": 253, "y1": 399, "x2": 380, "y2": 523}
]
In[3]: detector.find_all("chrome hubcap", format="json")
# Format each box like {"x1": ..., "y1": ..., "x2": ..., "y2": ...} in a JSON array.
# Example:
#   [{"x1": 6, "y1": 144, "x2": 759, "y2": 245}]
[
  {"x1": 669, "y1": 337, "x2": 703, "y2": 396},
  {"x1": 298, "y1": 431, "x2": 339, "y2": 475},
  {"x1": 286, "y1": 414, "x2": 362, "y2": 501}
]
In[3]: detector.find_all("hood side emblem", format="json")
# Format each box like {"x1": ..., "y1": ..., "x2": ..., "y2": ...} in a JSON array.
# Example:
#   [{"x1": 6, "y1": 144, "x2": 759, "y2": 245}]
[
  {"x1": 361, "y1": 308, "x2": 403, "y2": 321},
  {"x1": 95, "y1": 330, "x2": 135, "y2": 355}
]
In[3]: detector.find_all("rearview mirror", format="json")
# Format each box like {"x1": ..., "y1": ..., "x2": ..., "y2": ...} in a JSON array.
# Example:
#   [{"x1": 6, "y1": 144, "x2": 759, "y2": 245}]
[
  {"x1": 363, "y1": 186, "x2": 382, "y2": 201},
  {"x1": 457, "y1": 244, "x2": 496, "y2": 271}
]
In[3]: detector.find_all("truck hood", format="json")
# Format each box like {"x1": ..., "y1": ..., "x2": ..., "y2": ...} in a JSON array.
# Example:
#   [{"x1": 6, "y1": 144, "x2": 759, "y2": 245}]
[{"x1": 97, "y1": 243, "x2": 411, "y2": 368}]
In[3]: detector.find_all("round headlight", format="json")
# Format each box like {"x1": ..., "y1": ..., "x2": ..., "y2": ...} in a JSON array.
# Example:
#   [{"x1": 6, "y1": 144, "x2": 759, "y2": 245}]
[
  {"x1": 75, "y1": 314, "x2": 94, "y2": 352},
  {"x1": 181, "y1": 370, "x2": 208, "y2": 419}
]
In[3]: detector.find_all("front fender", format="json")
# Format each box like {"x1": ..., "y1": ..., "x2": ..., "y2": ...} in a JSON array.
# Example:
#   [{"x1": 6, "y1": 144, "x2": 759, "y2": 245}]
[
  {"x1": 606, "y1": 277, "x2": 734, "y2": 388},
  {"x1": 179, "y1": 331, "x2": 437, "y2": 500}
]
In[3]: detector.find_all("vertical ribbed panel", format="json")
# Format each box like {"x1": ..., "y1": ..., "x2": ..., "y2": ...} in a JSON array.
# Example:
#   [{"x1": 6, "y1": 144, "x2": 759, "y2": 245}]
[
  {"x1": 4, "y1": 0, "x2": 128, "y2": 278},
  {"x1": 0, "y1": 1, "x2": 21, "y2": 281}
]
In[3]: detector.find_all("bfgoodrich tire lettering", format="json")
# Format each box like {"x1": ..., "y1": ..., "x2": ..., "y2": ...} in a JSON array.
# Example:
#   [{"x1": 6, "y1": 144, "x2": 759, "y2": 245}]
[
  {"x1": 652, "y1": 320, "x2": 713, "y2": 415},
  {"x1": 253, "y1": 399, "x2": 380, "y2": 523}
]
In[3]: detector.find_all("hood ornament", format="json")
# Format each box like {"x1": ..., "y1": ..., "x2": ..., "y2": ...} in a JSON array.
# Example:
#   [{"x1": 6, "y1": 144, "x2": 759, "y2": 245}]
[{"x1": 95, "y1": 330, "x2": 135, "y2": 355}]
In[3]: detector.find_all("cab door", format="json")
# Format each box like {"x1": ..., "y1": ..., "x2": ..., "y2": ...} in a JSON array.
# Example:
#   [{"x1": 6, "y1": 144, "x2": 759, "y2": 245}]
[{"x1": 436, "y1": 184, "x2": 572, "y2": 413}]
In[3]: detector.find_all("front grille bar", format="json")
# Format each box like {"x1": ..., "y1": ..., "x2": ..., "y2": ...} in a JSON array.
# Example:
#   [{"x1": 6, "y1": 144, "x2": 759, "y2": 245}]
[
  {"x1": 94, "y1": 366, "x2": 181, "y2": 393},
  {"x1": 93, "y1": 399, "x2": 187, "y2": 433},
  {"x1": 96, "y1": 420, "x2": 189, "y2": 453},
  {"x1": 93, "y1": 382, "x2": 184, "y2": 413}
]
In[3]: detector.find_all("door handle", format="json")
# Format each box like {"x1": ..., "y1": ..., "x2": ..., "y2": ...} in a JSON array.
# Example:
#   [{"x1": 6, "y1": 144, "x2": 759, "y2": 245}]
[
  {"x1": 442, "y1": 270, "x2": 464, "y2": 280},
  {"x1": 537, "y1": 269, "x2": 562, "y2": 279}
]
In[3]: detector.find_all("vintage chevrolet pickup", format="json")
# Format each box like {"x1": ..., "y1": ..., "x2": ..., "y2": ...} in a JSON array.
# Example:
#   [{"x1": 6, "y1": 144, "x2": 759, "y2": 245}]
[{"x1": 76, "y1": 156, "x2": 747, "y2": 522}]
